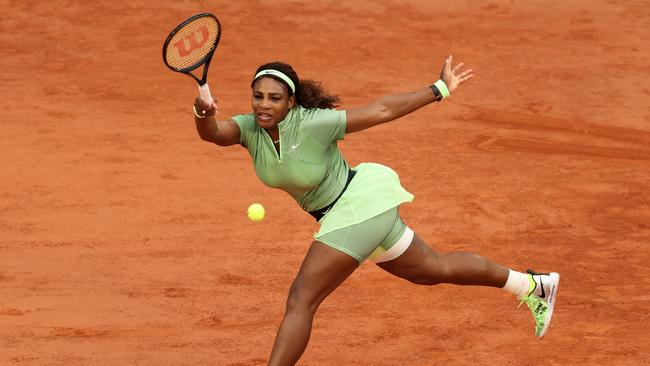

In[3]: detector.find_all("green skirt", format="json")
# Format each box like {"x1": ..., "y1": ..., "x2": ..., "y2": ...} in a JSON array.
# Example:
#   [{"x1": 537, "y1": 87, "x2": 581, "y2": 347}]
[{"x1": 314, "y1": 162, "x2": 414, "y2": 239}]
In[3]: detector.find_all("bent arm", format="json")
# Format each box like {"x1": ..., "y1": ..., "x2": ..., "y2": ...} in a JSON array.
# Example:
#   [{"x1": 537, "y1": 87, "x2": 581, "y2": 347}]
[
  {"x1": 195, "y1": 118, "x2": 241, "y2": 146},
  {"x1": 193, "y1": 97, "x2": 240, "y2": 146}
]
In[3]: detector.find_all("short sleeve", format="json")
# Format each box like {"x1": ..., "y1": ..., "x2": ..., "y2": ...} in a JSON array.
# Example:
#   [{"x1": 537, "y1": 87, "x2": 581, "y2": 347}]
[
  {"x1": 231, "y1": 113, "x2": 257, "y2": 148},
  {"x1": 302, "y1": 108, "x2": 346, "y2": 145}
]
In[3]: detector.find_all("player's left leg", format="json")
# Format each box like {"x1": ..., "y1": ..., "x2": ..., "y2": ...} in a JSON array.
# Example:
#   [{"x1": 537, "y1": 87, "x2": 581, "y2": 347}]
[
  {"x1": 376, "y1": 232, "x2": 509, "y2": 287},
  {"x1": 373, "y1": 217, "x2": 559, "y2": 338}
]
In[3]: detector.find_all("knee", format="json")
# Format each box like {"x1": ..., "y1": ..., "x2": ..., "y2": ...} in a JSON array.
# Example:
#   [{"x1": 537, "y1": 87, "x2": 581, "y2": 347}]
[
  {"x1": 407, "y1": 254, "x2": 446, "y2": 286},
  {"x1": 285, "y1": 283, "x2": 319, "y2": 314},
  {"x1": 412, "y1": 252, "x2": 488, "y2": 285}
]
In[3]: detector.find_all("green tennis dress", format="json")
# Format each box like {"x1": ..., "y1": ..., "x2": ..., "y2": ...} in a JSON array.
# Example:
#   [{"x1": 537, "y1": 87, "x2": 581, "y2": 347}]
[{"x1": 232, "y1": 105, "x2": 414, "y2": 241}]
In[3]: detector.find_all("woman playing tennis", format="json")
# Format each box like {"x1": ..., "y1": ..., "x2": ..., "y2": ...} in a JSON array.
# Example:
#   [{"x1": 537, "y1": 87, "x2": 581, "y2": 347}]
[{"x1": 191, "y1": 56, "x2": 560, "y2": 366}]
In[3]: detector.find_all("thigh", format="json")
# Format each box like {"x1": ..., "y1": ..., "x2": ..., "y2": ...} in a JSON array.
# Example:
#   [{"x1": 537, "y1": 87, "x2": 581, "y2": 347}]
[
  {"x1": 317, "y1": 207, "x2": 398, "y2": 263},
  {"x1": 289, "y1": 241, "x2": 359, "y2": 308},
  {"x1": 376, "y1": 233, "x2": 440, "y2": 281}
]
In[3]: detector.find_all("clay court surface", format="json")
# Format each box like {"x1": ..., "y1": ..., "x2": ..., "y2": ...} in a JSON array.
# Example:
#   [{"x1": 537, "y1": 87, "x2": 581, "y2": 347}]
[{"x1": 2, "y1": 0, "x2": 649, "y2": 364}]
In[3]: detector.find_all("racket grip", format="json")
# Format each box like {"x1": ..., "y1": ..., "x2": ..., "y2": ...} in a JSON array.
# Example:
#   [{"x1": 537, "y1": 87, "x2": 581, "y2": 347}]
[{"x1": 198, "y1": 83, "x2": 214, "y2": 104}]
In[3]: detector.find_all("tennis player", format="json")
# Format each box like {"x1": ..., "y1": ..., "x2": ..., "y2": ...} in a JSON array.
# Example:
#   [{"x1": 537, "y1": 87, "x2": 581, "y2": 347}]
[{"x1": 191, "y1": 56, "x2": 560, "y2": 366}]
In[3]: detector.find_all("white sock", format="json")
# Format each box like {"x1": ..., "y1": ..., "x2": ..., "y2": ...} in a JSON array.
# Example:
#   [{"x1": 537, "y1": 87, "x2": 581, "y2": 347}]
[{"x1": 502, "y1": 269, "x2": 532, "y2": 297}]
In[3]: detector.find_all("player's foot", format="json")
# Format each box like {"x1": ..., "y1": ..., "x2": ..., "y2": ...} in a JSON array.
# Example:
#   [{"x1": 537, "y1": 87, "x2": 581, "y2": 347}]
[{"x1": 517, "y1": 269, "x2": 560, "y2": 338}]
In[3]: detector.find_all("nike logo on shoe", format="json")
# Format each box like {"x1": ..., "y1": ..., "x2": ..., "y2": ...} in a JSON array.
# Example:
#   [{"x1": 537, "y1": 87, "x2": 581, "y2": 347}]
[{"x1": 527, "y1": 269, "x2": 548, "y2": 299}]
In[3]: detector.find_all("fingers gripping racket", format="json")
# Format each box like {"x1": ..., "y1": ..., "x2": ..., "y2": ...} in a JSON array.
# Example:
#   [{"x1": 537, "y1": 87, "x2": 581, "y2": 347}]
[{"x1": 163, "y1": 13, "x2": 221, "y2": 105}]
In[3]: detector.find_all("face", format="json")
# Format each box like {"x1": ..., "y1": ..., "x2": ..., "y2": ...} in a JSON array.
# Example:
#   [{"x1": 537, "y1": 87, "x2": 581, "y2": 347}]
[{"x1": 252, "y1": 77, "x2": 295, "y2": 129}]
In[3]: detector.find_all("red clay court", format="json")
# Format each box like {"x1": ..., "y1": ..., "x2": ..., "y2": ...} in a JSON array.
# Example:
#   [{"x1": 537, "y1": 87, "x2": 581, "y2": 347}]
[{"x1": 1, "y1": 0, "x2": 649, "y2": 364}]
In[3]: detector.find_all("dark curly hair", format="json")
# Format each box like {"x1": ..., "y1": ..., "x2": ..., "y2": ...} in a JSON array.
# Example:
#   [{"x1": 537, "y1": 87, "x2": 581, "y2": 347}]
[{"x1": 251, "y1": 62, "x2": 340, "y2": 109}]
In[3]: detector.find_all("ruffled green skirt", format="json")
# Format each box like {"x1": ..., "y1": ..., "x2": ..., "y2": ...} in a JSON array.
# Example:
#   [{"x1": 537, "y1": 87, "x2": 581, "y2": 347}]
[{"x1": 314, "y1": 162, "x2": 414, "y2": 239}]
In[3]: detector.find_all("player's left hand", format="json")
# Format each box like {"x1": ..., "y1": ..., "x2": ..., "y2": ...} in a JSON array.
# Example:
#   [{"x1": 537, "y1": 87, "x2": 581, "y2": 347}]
[{"x1": 439, "y1": 55, "x2": 473, "y2": 93}]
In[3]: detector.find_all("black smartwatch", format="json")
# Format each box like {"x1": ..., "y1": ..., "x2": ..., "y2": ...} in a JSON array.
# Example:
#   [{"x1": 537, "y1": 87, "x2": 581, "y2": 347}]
[{"x1": 429, "y1": 84, "x2": 443, "y2": 102}]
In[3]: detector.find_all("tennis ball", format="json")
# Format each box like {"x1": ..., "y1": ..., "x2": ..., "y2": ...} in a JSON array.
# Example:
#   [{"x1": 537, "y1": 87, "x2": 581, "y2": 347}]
[{"x1": 247, "y1": 203, "x2": 265, "y2": 222}]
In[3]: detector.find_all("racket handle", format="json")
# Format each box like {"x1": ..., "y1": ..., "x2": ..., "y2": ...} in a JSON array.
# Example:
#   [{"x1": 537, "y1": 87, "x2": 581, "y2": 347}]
[{"x1": 198, "y1": 83, "x2": 214, "y2": 104}]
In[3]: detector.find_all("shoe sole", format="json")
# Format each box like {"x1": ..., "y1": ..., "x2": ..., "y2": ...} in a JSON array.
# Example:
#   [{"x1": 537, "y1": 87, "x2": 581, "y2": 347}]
[{"x1": 538, "y1": 272, "x2": 560, "y2": 338}]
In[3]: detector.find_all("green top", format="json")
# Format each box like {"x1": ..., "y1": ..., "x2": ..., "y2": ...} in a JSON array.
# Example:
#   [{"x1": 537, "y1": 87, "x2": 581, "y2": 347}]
[
  {"x1": 232, "y1": 106, "x2": 349, "y2": 212},
  {"x1": 232, "y1": 105, "x2": 414, "y2": 236}
]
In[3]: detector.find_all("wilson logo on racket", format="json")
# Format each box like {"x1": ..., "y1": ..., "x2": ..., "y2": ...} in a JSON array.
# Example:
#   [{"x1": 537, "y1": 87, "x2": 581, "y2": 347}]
[{"x1": 173, "y1": 25, "x2": 210, "y2": 57}]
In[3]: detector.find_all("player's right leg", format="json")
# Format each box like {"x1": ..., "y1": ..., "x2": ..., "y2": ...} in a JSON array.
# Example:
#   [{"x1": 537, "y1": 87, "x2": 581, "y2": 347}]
[{"x1": 267, "y1": 240, "x2": 358, "y2": 366}]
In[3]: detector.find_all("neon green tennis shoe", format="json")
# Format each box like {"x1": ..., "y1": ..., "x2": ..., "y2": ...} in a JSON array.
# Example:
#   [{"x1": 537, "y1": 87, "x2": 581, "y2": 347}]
[{"x1": 518, "y1": 270, "x2": 560, "y2": 338}]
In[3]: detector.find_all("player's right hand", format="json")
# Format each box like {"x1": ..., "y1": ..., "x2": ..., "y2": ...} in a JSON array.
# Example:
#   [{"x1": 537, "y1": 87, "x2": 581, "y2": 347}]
[{"x1": 194, "y1": 96, "x2": 218, "y2": 117}]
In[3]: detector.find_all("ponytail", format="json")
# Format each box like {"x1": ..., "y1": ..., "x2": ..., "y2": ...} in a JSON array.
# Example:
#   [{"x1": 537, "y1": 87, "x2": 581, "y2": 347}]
[{"x1": 296, "y1": 79, "x2": 340, "y2": 109}]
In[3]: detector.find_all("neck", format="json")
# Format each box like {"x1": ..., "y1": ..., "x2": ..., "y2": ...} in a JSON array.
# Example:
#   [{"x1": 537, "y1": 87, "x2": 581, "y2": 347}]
[{"x1": 265, "y1": 126, "x2": 279, "y2": 141}]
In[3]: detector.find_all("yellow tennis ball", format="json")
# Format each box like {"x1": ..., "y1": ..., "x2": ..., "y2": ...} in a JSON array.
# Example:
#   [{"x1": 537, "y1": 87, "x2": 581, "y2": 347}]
[{"x1": 247, "y1": 203, "x2": 265, "y2": 222}]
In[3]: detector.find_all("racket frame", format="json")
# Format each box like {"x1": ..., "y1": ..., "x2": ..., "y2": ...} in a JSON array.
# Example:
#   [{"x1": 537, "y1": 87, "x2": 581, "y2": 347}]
[{"x1": 162, "y1": 13, "x2": 221, "y2": 103}]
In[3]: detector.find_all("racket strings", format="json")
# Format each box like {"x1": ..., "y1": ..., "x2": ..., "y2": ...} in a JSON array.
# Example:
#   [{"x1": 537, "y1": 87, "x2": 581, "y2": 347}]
[{"x1": 165, "y1": 17, "x2": 220, "y2": 71}]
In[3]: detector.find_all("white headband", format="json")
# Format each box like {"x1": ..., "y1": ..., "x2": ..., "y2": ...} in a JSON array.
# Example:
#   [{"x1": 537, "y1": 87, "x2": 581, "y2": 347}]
[{"x1": 254, "y1": 69, "x2": 296, "y2": 94}]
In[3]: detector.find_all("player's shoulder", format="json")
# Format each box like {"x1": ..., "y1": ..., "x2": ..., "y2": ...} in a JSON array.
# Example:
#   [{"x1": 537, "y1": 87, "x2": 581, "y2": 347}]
[
  {"x1": 296, "y1": 106, "x2": 344, "y2": 124},
  {"x1": 231, "y1": 112, "x2": 256, "y2": 125},
  {"x1": 230, "y1": 112, "x2": 258, "y2": 131},
  {"x1": 298, "y1": 106, "x2": 339, "y2": 117}
]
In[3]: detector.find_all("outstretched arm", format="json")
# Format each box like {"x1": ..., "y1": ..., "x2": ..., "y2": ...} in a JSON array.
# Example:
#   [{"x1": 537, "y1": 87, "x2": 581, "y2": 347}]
[{"x1": 345, "y1": 55, "x2": 473, "y2": 133}]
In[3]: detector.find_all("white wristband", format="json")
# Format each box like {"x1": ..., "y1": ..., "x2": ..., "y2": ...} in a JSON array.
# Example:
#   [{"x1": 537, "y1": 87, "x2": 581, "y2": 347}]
[{"x1": 434, "y1": 79, "x2": 450, "y2": 99}]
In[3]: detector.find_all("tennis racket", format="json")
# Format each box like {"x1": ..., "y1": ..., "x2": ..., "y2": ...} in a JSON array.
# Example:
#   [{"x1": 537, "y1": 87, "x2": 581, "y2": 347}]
[{"x1": 162, "y1": 13, "x2": 221, "y2": 105}]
